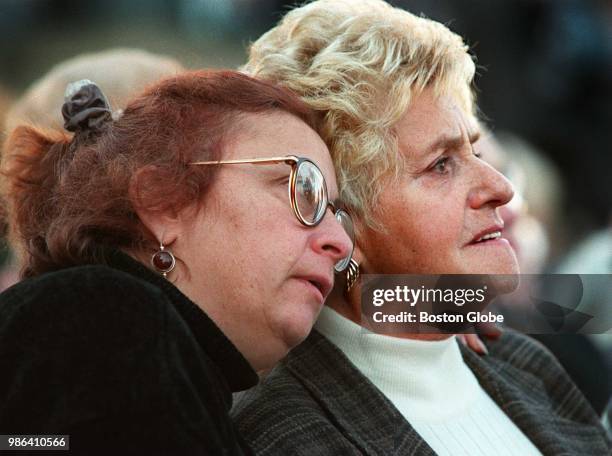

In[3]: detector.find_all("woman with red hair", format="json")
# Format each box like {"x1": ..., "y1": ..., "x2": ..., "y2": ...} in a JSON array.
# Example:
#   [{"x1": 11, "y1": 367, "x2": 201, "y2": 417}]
[{"x1": 0, "y1": 71, "x2": 354, "y2": 454}]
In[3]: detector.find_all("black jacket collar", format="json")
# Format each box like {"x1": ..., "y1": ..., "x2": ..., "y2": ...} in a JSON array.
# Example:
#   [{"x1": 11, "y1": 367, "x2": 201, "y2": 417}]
[{"x1": 105, "y1": 249, "x2": 258, "y2": 392}]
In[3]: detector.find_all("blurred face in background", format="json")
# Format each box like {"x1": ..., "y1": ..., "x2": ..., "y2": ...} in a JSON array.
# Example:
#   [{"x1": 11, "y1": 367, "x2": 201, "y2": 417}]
[
  {"x1": 475, "y1": 133, "x2": 550, "y2": 274},
  {"x1": 359, "y1": 87, "x2": 519, "y2": 278}
]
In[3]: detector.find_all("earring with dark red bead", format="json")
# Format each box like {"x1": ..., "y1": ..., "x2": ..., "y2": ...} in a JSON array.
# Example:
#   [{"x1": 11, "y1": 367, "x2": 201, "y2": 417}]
[{"x1": 151, "y1": 242, "x2": 175, "y2": 277}]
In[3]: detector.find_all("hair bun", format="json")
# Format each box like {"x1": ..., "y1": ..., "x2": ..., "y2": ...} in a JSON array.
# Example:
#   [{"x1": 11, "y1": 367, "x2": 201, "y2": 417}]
[{"x1": 61, "y1": 79, "x2": 112, "y2": 133}]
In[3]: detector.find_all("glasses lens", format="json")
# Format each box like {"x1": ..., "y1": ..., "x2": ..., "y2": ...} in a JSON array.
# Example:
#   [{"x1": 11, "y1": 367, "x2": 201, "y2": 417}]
[
  {"x1": 295, "y1": 160, "x2": 327, "y2": 224},
  {"x1": 334, "y1": 209, "x2": 355, "y2": 272}
]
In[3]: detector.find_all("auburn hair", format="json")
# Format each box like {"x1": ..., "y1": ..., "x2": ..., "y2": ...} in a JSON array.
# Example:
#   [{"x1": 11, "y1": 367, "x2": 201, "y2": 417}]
[{"x1": 1, "y1": 70, "x2": 316, "y2": 278}]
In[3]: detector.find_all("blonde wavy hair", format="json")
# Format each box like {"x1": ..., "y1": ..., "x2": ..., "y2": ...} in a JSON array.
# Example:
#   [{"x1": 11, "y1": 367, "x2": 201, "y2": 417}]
[{"x1": 243, "y1": 0, "x2": 476, "y2": 229}]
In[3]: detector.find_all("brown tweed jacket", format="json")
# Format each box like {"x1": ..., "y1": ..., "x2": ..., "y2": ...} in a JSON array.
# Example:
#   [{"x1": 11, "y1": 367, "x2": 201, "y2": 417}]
[{"x1": 232, "y1": 330, "x2": 612, "y2": 455}]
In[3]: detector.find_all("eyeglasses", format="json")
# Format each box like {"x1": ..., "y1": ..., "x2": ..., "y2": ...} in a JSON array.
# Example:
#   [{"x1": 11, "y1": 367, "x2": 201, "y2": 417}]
[{"x1": 190, "y1": 155, "x2": 355, "y2": 272}]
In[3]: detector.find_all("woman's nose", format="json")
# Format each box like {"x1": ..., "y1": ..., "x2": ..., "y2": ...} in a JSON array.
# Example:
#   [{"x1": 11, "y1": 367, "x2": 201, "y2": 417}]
[
  {"x1": 468, "y1": 160, "x2": 515, "y2": 210},
  {"x1": 310, "y1": 209, "x2": 353, "y2": 267}
]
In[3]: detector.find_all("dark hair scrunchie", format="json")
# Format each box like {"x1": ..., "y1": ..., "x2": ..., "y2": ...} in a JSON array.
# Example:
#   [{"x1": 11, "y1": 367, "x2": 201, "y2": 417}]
[{"x1": 61, "y1": 79, "x2": 112, "y2": 134}]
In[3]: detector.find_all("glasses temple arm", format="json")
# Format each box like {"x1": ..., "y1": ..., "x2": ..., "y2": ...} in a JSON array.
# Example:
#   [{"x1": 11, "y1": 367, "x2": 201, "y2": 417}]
[{"x1": 190, "y1": 156, "x2": 299, "y2": 166}]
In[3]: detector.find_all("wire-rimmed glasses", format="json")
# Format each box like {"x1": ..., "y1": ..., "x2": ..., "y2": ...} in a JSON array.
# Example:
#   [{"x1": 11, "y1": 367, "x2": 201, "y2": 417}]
[{"x1": 190, "y1": 155, "x2": 355, "y2": 272}]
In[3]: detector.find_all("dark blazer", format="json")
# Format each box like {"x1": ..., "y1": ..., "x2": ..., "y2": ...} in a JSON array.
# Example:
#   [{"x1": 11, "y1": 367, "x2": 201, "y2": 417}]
[
  {"x1": 0, "y1": 250, "x2": 258, "y2": 455},
  {"x1": 233, "y1": 330, "x2": 612, "y2": 455}
]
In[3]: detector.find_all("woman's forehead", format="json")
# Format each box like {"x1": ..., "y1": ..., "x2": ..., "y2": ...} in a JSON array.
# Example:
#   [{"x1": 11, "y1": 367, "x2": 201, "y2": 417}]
[
  {"x1": 394, "y1": 91, "x2": 479, "y2": 159},
  {"x1": 219, "y1": 111, "x2": 339, "y2": 194},
  {"x1": 225, "y1": 112, "x2": 322, "y2": 156}
]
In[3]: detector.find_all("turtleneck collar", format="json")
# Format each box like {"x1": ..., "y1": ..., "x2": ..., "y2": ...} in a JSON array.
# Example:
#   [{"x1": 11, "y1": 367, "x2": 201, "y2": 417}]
[{"x1": 314, "y1": 306, "x2": 481, "y2": 422}]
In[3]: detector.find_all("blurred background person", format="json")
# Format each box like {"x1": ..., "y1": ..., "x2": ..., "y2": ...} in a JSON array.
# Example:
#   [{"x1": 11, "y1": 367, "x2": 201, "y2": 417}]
[
  {"x1": 0, "y1": 87, "x2": 13, "y2": 138},
  {"x1": 477, "y1": 130, "x2": 565, "y2": 274},
  {"x1": 553, "y1": 212, "x2": 612, "y2": 415},
  {"x1": 1, "y1": 48, "x2": 185, "y2": 291},
  {"x1": 477, "y1": 128, "x2": 612, "y2": 415},
  {"x1": 0, "y1": 86, "x2": 17, "y2": 290},
  {"x1": 5, "y1": 48, "x2": 185, "y2": 133}
]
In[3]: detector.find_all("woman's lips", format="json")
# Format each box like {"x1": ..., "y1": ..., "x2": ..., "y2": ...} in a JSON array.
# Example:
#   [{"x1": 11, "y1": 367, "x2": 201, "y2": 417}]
[
  {"x1": 467, "y1": 237, "x2": 511, "y2": 248},
  {"x1": 293, "y1": 275, "x2": 332, "y2": 304},
  {"x1": 470, "y1": 225, "x2": 504, "y2": 244}
]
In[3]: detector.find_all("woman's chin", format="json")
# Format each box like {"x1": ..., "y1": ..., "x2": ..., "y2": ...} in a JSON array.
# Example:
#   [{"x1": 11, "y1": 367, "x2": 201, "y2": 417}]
[
  {"x1": 461, "y1": 240, "x2": 520, "y2": 276},
  {"x1": 277, "y1": 310, "x2": 319, "y2": 352}
]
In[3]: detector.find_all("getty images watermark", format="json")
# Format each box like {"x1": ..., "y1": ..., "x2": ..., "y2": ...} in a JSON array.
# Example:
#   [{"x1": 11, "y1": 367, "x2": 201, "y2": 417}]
[{"x1": 360, "y1": 274, "x2": 612, "y2": 335}]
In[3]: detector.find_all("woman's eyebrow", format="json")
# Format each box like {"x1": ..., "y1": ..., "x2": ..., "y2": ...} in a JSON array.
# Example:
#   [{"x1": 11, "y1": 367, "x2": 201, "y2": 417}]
[{"x1": 423, "y1": 130, "x2": 481, "y2": 156}]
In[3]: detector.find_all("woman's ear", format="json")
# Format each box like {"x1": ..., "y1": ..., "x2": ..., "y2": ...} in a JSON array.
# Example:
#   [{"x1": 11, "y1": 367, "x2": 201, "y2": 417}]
[{"x1": 129, "y1": 166, "x2": 184, "y2": 246}]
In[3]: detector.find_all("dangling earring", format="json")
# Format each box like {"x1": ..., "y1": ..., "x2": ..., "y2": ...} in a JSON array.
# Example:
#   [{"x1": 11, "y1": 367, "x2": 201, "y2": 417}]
[
  {"x1": 151, "y1": 242, "x2": 176, "y2": 277},
  {"x1": 345, "y1": 258, "x2": 360, "y2": 293}
]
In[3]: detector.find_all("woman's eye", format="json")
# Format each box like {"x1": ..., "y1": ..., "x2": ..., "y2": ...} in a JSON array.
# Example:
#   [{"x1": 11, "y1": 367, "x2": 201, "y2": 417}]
[{"x1": 432, "y1": 156, "x2": 449, "y2": 174}]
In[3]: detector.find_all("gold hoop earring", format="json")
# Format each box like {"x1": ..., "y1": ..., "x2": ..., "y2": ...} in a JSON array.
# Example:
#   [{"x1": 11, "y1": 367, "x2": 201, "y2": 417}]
[
  {"x1": 345, "y1": 258, "x2": 360, "y2": 293},
  {"x1": 151, "y1": 242, "x2": 176, "y2": 277}
]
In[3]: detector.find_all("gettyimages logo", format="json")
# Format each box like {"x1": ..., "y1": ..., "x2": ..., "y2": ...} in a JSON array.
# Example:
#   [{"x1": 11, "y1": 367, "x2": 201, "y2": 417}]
[{"x1": 360, "y1": 274, "x2": 612, "y2": 335}]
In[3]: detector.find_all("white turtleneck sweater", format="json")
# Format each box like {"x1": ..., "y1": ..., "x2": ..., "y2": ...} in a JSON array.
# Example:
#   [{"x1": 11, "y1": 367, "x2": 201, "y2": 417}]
[{"x1": 314, "y1": 307, "x2": 542, "y2": 456}]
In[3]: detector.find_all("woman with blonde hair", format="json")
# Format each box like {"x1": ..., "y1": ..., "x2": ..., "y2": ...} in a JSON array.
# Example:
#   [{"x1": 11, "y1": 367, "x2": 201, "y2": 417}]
[{"x1": 233, "y1": 1, "x2": 611, "y2": 454}]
